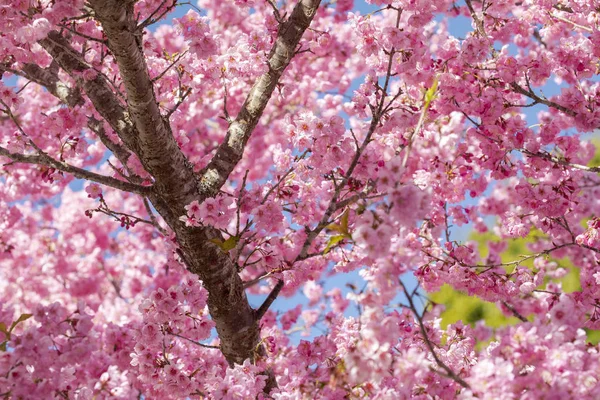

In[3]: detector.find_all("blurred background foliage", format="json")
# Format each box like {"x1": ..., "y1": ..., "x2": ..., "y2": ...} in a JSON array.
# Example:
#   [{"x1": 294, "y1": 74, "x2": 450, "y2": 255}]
[{"x1": 428, "y1": 140, "x2": 600, "y2": 345}]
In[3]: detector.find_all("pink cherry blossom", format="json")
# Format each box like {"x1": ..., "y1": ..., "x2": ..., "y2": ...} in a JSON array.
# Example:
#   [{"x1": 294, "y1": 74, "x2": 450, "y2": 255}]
[
  {"x1": 1, "y1": 0, "x2": 600, "y2": 398},
  {"x1": 85, "y1": 183, "x2": 102, "y2": 199}
]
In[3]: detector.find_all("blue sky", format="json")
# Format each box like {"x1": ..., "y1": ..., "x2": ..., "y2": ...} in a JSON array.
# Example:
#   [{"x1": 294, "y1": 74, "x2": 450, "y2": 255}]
[
  {"x1": 153, "y1": 1, "x2": 420, "y2": 332},
  {"x1": 9, "y1": 0, "x2": 582, "y2": 340}
]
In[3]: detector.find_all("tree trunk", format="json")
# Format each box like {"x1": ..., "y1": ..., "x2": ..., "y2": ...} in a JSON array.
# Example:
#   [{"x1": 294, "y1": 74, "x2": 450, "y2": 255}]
[{"x1": 82, "y1": 0, "x2": 322, "y2": 365}]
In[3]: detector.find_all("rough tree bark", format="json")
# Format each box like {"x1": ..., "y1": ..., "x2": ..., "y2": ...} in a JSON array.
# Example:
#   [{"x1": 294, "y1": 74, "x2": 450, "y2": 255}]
[
  {"x1": 0, "y1": 0, "x2": 320, "y2": 367},
  {"x1": 0, "y1": 0, "x2": 321, "y2": 367},
  {"x1": 64, "y1": 0, "x2": 321, "y2": 366}
]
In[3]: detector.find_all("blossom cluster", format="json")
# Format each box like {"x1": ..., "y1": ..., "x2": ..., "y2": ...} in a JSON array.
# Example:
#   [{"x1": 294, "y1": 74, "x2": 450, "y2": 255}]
[{"x1": 1, "y1": 0, "x2": 600, "y2": 398}]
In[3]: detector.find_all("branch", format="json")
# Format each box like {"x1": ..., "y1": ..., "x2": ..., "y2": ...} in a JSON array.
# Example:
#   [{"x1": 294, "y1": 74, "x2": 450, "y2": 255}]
[
  {"x1": 243, "y1": 270, "x2": 274, "y2": 289},
  {"x1": 261, "y1": 150, "x2": 309, "y2": 204},
  {"x1": 254, "y1": 280, "x2": 284, "y2": 320},
  {"x1": 143, "y1": 197, "x2": 168, "y2": 235},
  {"x1": 501, "y1": 301, "x2": 528, "y2": 322},
  {"x1": 138, "y1": 0, "x2": 178, "y2": 30},
  {"x1": 1, "y1": 62, "x2": 84, "y2": 108},
  {"x1": 549, "y1": 11, "x2": 593, "y2": 33},
  {"x1": 520, "y1": 148, "x2": 600, "y2": 173},
  {"x1": 38, "y1": 31, "x2": 140, "y2": 153},
  {"x1": 88, "y1": 2, "x2": 200, "y2": 220},
  {"x1": 4, "y1": 60, "x2": 138, "y2": 172},
  {"x1": 292, "y1": 14, "x2": 398, "y2": 262},
  {"x1": 165, "y1": 87, "x2": 192, "y2": 120},
  {"x1": 197, "y1": 0, "x2": 322, "y2": 200},
  {"x1": 510, "y1": 82, "x2": 577, "y2": 117},
  {"x1": 0, "y1": 146, "x2": 150, "y2": 195},
  {"x1": 1, "y1": 99, "x2": 149, "y2": 196},
  {"x1": 399, "y1": 280, "x2": 471, "y2": 389},
  {"x1": 444, "y1": 241, "x2": 576, "y2": 270},
  {"x1": 169, "y1": 331, "x2": 220, "y2": 350},
  {"x1": 86, "y1": 1, "x2": 322, "y2": 368},
  {"x1": 58, "y1": 23, "x2": 108, "y2": 44},
  {"x1": 464, "y1": 0, "x2": 486, "y2": 37},
  {"x1": 151, "y1": 50, "x2": 189, "y2": 83},
  {"x1": 463, "y1": 0, "x2": 579, "y2": 123},
  {"x1": 251, "y1": 16, "x2": 396, "y2": 310},
  {"x1": 333, "y1": 190, "x2": 384, "y2": 211},
  {"x1": 88, "y1": 197, "x2": 159, "y2": 229},
  {"x1": 553, "y1": 4, "x2": 574, "y2": 13},
  {"x1": 266, "y1": 0, "x2": 285, "y2": 23},
  {"x1": 86, "y1": 116, "x2": 136, "y2": 177}
]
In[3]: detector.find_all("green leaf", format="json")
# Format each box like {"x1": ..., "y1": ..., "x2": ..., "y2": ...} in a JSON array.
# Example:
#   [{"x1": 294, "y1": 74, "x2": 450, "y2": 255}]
[
  {"x1": 585, "y1": 329, "x2": 600, "y2": 345},
  {"x1": 9, "y1": 313, "x2": 32, "y2": 334},
  {"x1": 324, "y1": 234, "x2": 349, "y2": 254},
  {"x1": 0, "y1": 322, "x2": 7, "y2": 334},
  {"x1": 587, "y1": 138, "x2": 600, "y2": 168},
  {"x1": 429, "y1": 284, "x2": 520, "y2": 329},
  {"x1": 339, "y1": 209, "x2": 349, "y2": 232},
  {"x1": 431, "y1": 226, "x2": 587, "y2": 333},
  {"x1": 210, "y1": 236, "x2": 240, "y2": 253},
  {"x1": 221, "y1": 236, "x2": 239, "y2": 252},
  {"x1": 355, "y1": 203, "x2": 366, "y2": 215},
  {"x1": 326, "y1": 209, "x2": 350, "y2": 235},
  {"x1": 423, "y1": 76, "x2": 439, "y2": 109},
  {"x1": 0, "y1": 341, "x2": 6, "y2": 352}
]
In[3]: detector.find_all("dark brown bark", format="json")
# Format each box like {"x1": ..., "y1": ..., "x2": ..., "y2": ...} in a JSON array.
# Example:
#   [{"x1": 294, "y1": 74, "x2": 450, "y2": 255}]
[
  {"x1": 19, "y1": 62, "x2": 84, "y2": 107},
  {"x1": 0, "y1": 146, "x2": 150, "y2": 195},
  {"x1": 39, "y1": 32, "x2": 140, "y2": 155},
  {"x1": 175, "y1": 227, "x2": 260, "y2": 365},
  {"x1": 198, "y1": 0, "x2": 321, "y2": 200},
  {"x1": 25, "y1": 0, "x2": 321, "y2": 367},
  {"x1": 4, "y1": 57, "x2": 138, "y2": 181}
]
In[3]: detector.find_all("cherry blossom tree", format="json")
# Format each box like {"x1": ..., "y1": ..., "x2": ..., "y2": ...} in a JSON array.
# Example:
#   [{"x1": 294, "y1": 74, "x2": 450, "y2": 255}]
[{"x1": 1, "y1": 0, "x2": 600, "y2": 398}]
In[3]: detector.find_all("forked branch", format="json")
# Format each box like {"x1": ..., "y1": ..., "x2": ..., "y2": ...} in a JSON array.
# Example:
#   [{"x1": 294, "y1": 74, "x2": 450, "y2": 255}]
[{"x1": 197, "y1": 0, "x2": 322, "y2": 200}]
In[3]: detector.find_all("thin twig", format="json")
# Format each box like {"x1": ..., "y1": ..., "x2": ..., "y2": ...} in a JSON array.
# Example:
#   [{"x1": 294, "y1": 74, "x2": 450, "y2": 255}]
[
  {"x1": 549, "y1": 12, "x2": 593, "y2": 33},
  {"x1": 165, "y1": 87, "x2": 192, "y2": 119},
  {"x1": 254, "y1": 280, "x2": 284, "y2": 320},
  {"x1": 333, "y1": 191, "x2": 384, "y2": 212},
  {"x1": 266, "y1": 0, "x2": 284, "y2": 23},
  {"x1": 510, "y1": 82, "x2": 576, "y2": 117},
  {"x1": 399, "y1": 280, "x2": 471, "y2": 389},
  {"x1": 261, "y1": 150, "x2": 309, "y2": 204},
  {"x1": 143, "y1": 197, "x2": 168, "y2": 235},
  {"x1": 465, "y1": 0, "x2": 486, "y2": 37},
  {"x1": 0, "y1": 106, "x2": 150, "y2": 195},
  {"x1": 243, "y1": 270, "x2": 274, "y2": 289},
  {"x1": 245, "y1": 4, "x2": 400, "y2": 318},
  {"x1": 521, "y1": 148, "x2": 600, "y2": 173},
  {"x1": 169, "y1": 331, "x2": 220, "y2": 349},
  {"x1": 59, "y1": 23, "x2": 107, "y2": 44},
  {"x1": 446, "y1": 241, "x2": 576, "y2": 269},
  {"x1": 88, "y1": 198, "x2": 160, "y2": 228},
  {"x1": 236, "y1": 170, "x2": 250, "y2": 236},
  {"x1": 501, "y1": 301, "x2": 528, "y2": 322},
  {"x1": 138, "y1": 0, "x2": 177, "y2": 29},
  {"x1": 151, "y1": 50, "x2": 188, "y2": 83}
]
